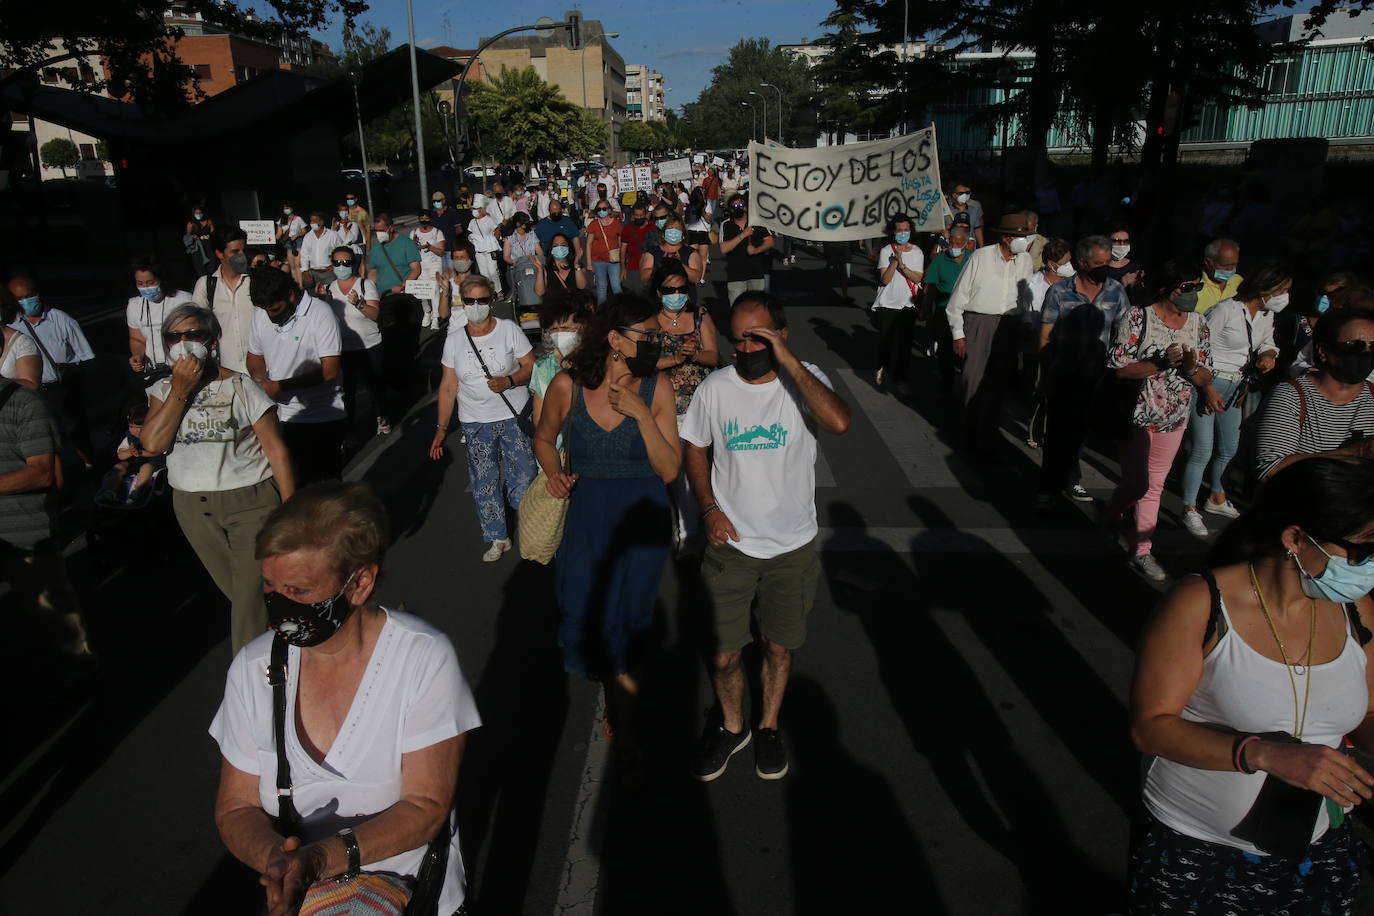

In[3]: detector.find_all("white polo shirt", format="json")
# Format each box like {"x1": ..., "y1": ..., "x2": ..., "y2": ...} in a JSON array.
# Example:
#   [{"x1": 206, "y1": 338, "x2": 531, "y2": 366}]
[
  {"x1": 298, "y1": 227, "x2": 341, "y2": 271},
  {"x1": 192, "y1": 269, "x2": 253, "y2": 373},
  {"x1": 247, "y1": 292, "x2": 345, "y2": 424},
  {"x1": 126, "y1": 289, "x2": 194, "y2": 367}
]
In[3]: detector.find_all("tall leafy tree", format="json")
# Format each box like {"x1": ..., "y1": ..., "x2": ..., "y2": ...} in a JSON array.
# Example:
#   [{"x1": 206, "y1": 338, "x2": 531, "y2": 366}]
[
  {"x1": 39, "y1": 137, "x2": 79, "y2": 176},
  {"x1": 465, "y1": 66, "x2": 603, "y2": 163},
  {"x1": 680, "y1": 39, "x2": 814, "y2": 148}
]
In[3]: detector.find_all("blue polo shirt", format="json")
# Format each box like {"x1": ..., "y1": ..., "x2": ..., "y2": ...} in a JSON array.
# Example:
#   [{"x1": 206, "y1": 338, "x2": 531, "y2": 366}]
[
  {"x1": 534, "y1": 215, "x2": 580, "y2": 253},
  {"x1": 1041, "y1": 276, "x2": 1130, "y2": 374},
  {"x1": 371, "y1": 235, "x2": 421, "y2": 294}
]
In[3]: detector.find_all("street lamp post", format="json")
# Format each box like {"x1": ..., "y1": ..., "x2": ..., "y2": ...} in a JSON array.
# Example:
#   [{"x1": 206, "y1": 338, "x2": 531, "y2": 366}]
[
  {"x1": 748, "y1": 90, "x2": 767, "y2": 142},
  {"x1": 405, "y1": 0, "x2": 428, "y2": 207},
  {"x1": 760, "y1": 82, "x2": 783, "y2": 142},
  {"x1": 740, "y1": 101, "x2": 756, "y2": 142},
  {"x1": 350, "y1": 69, "x2": 375, "y2": 216}
]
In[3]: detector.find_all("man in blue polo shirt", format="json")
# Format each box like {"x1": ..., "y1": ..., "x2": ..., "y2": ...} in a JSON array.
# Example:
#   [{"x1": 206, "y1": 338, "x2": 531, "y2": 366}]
[{"x1": 534, "y1": 198, "x2": 582, "y2": 266}]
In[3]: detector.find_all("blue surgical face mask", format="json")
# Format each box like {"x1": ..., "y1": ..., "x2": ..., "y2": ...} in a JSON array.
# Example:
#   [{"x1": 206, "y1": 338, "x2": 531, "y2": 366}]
[
  {"x1": 137, "y1": 285, "x2": 162, "y2": 301},
  {"x1": 662, "y1": 292, "x2": 689, "y2": 311},
  {"x1": 894, "y1": 231, "x2": 911, "y2": 245},
  {"x1": 1297, "y1": 535, "x2": 1374, "y2": 603},
  {"x1": 19, "y1": 296, "x2": 42, "y2": 316},
  {"x1": 333, "y1": 265, "x2": 353, "y2": 280},
  {"x1": 655, "y1": 218, "x2": 668, "y2": 229},
  {"x1": 551, "y1": 245, "x2": 571, "y2": 260},
  {"x1": 1317, "y1": 294, "x2": 1331, "y2": 314},
  {"x1": 664, "y1": 228, "x2": 684, "y2": 245},
  {"x1": 1213, "y1": 267, "x2": 1236, "y2": 282}
]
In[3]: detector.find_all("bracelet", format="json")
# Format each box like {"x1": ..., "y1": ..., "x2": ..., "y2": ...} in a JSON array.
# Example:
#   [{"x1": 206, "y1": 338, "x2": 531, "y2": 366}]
[
  {"x1": 334, "y1": 828, "x2": 361, "y2": 881},
  {"x1": 436, "y1": 423, "x2": 448, "y2": 430},
  {"x1": 701, "y1": 503, "x2": 720, "y2": 519},
  {"x1": 1233, "y1": 734, "x2": 1261, "y2": 774},
  {"x1": 506, "y1": 375, "x2": 515, "y2": 389}
]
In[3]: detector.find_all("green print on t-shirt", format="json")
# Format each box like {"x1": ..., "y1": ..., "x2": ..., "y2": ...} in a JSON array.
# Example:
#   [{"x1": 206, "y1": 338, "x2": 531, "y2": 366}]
[{"x1": 723, "y1": 417, "x2": 789, "y2": 451}]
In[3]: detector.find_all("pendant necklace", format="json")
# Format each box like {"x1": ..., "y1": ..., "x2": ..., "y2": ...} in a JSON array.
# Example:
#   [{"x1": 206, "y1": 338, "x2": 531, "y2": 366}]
[{"x1": 1250, "y1": 563, "x2": 1316, "y2": 739}]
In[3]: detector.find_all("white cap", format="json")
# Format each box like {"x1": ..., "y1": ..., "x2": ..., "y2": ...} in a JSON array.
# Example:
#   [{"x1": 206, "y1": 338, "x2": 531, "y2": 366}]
[{"x1": 472, "y1": 193, "x2": 488, "y2": 208}]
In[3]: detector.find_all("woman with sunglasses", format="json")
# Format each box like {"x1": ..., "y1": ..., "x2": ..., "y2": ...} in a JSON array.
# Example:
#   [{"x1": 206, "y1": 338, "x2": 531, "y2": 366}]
[
  {"x1": 1103, "y1": 261, "x2": 1215, "y2": 582},
  {"x1": 1180, "y1": 263, "x2": 1288, "y2": 538},
  {"x1": 440, "y1": 240, "x2": 480, "y2": 328},
  {"x1": 533, "y1": 293, "x2": 680, "y2": 764},
  {"x1": 430, "y1": 276, "x2": 536, "y2": 562},
  {"x1": 326, "y1": 246, "x2": 388, "y2": 444},
  {"x1": 1256, "y1": 308, "x2": 1374, "y2": 480},
  {"x1": 1129, "y1": 456, "x2": 1374, "y2": 915},
  {"x1": 651, "y1": 262, "x2": 719, "y2": 550},
  {"x1": 141, "y1": 304, "x2": 296, "y2": 654}
]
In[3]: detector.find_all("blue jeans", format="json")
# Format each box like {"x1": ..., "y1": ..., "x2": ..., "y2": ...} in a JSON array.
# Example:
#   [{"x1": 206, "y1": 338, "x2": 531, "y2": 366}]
[
  {"x1": 461, "y1": 417, "x2": 535, "y2": 542},
  {"x1": 593, "y1": 260, "x2": 622, "y2": 304},
  {"x1": 1181, "y1": 375, "x2": 1244, "y2": 508}
]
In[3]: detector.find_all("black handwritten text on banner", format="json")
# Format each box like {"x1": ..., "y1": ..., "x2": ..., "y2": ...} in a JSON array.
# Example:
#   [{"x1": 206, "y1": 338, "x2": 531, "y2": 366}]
[{"x1": 746, "y1": 130, "x2": 944, "y2": 242}]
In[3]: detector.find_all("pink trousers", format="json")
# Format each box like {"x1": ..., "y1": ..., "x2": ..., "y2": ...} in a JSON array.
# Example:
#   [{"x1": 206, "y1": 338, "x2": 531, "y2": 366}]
[{"x1": 1109, "y1": 424, "x2": 1187, "y2": 556}]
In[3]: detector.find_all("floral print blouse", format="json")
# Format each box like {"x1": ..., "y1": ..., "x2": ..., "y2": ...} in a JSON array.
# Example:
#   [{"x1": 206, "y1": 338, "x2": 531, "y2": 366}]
[
  {"x1": 660, "y1": 310, "x2": 712, "y2": 415},
  {"x1": 1107, "y1": 304, "x2": 1213, "y2": 433}
]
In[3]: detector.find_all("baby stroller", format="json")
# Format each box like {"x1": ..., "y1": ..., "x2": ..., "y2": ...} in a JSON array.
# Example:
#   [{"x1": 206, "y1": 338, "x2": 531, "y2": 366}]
[{"x1": 86, "y1": 397, "x2": 178, "y2": 568}]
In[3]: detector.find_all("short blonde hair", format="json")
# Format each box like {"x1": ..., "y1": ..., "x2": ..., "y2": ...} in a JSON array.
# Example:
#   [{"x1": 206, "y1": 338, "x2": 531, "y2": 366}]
[
  {"x1": 255, "y1": 482, "x2": 389, "y2": 583},
  {"x1": 459, "y1": 274, "x2": 494, "y2": 299}
]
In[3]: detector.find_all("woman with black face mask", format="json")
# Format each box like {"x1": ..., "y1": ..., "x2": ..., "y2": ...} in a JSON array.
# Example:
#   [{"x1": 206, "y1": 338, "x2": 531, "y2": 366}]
[
  {"x1": 211, "y1": 482, "x2": 481, "y2": 916},
  {"x1": 1256, "y1": 307, "x2": 1374, "y2": 480},
  {"x1": 533, "y1": 293, "x2": 680, "y2": 771}
]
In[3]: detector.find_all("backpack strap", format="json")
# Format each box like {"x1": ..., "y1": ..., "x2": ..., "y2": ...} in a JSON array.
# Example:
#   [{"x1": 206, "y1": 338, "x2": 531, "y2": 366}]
[
  {"x1": 205, "y1": 272, "x2": 219, "y2": 309},
  {"x1": 1288, "y1": 377, "x2": 1308, "y2": 427},
  {"x1": 1345, "y1": 602, "x2": 1373, "y2": 646},
  {"x1": 1197, "y1": 569, "x2": 1229, "y2": 647}
]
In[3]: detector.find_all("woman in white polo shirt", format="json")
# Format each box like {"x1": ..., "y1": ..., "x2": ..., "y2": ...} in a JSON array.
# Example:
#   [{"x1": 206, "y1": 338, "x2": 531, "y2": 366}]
[
  {"x1": 429, "y1": 275, "x2": 536, "y2": 561},
  {"x1": 140, "y1": 304, "x2": 295, "y2": 655},
  {"x1": 326, "y1": 246, "x2": 388, "y2": 445}
]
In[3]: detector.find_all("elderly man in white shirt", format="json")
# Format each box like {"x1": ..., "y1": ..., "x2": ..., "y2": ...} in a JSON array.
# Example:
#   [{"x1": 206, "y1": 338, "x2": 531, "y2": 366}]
[
  {"x1": 946, "y1": 212, "x2": 1036, "y2": 453},
  {"x1": 298, "y1": 212, "x2": 341, "y2": 290}
]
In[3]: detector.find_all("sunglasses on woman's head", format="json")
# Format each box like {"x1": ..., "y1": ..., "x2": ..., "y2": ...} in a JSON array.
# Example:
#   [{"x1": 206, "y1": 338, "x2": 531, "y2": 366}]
[
  {"x1": 462, "y1": 296, "x2": 493, "y2": 305},
  {"x1": 166, "y1": 328, "x2": 210, "y2": 342}
]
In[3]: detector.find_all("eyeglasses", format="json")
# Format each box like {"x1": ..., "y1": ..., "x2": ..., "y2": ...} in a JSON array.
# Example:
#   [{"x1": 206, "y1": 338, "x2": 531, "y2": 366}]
[
  {"x1": 657, "y1": 285, "x2": 688, "y2": 295},
  {"x1": 1177, "y1": 281, "x2": 1206, "y2": 293},
  {"x1": 617, "y1": 326, "x2": 667, "y2": 344},
  {"x1": 1333, "y1": 339, "x2": 1374, "y2": 355},
  {"x1": 462, "y1": 296, "x2": 494, "y2": 305},
  {"x1": 166, "y1": 328, "x2": 211, "y2": 342},
  {"x1": 1311, "y1": 535, "x2": 1374, "y2": 567},
  {"x1": 1110, "y1": 237, "x2": 1130, "y2": 244},
  {"x1": 331, "y1": 260, "x2": 354, "y2": 268}
]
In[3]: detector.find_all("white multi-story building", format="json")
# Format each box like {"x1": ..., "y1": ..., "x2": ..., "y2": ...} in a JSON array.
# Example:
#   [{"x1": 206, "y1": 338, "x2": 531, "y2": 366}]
[{"x1": 626, "y1": 64, "x2": 666, "y2": 121}]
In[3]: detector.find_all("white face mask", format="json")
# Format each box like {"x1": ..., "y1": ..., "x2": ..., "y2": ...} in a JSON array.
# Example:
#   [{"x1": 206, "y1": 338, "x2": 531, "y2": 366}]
[
  {"x1": 1055, "y1": 261, "x2": 1076, "y2": 278},
  {"x1": 1263, "y1": 291, "x2": 1290, "y2": 312},
  {"x1": 1111, "y1": 244, "x2": 1131, "y2": 260},
  {"x1": 464, "y1": 303, "x2": 491, "y2": 323},
  {"x1": 956, "y1": 192, "x2": 971, "y2": 204},
  {"x1": 1008, "y1": 236, "x2": 1031, "y2": 255},
  {"x1": 550, "y1": 330, "x2": 580, "y2": 355},
  {"x1": 374, "y1": 230, "x2": 389, "y2": 243},
  {"x1": 169, "y1": 340, "x2": 209, "y2": 362}
]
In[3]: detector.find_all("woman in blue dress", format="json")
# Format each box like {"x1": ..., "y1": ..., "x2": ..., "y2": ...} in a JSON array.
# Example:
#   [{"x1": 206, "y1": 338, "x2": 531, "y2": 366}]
[{"x1": 533, "y1": 293, "x2": 681, "y2": 754}]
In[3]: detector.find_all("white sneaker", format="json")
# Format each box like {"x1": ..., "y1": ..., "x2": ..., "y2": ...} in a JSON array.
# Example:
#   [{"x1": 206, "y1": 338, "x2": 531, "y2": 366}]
[
  {"x1": 1064, "y1": 485, "x2": 1092, "y2": 503},
  {"x1": 1182, "y1": 509, "x2": 1209, "y2": 538},
  {"x1": 1203, "y1": 499, "x2": 1240, "y2": 519},
  {"x1": 1130, "y1": 554, "x2": 1168, "y2": 583},
  {"x1": 482, "y1": 539, "x2": 511, "y2": 562}
]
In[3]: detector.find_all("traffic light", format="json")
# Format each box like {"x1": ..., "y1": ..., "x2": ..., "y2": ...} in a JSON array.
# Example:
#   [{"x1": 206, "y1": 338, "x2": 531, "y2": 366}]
[{"x1": 565, "y1": 11, "x2": 582, "y2": 51}]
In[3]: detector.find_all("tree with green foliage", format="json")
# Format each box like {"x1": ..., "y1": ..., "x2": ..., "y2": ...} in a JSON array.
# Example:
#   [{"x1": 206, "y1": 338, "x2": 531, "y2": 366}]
[
  {"x1": 568, "y1": 110, "x2": 609, "y2": 160},
  {"x1": 39, "y1": 137, "x2": 79, "y2": 176},
  {"x1": 465, "y1": 66, "x2": 604, "y2": 163},
  {"x1": 619, "y1": 120, "x2": 659, "y2": 154},
  {"x1": 0, "y1": 0, "x2": 367, "y2": 111},
  {"x1": 94, "y1": 139, "x2": 110, "y2": 162},
  {"x1": 680, "y1": 39, "x2": 814, "y2": 148}
]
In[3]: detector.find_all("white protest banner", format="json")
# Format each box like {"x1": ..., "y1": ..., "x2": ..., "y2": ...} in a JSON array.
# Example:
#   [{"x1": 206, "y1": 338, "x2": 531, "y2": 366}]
[
  {"x1": 711, "y1": 155, "x2": 725, "y2": 166},
  {"x1": 405, "y1": 278, "x2": 437, "y2": 301},
  {"x1": 634, "y1": 166, "x2": 653, "y2": 192},
  {"x1": 657, "y1": 157, "x2": 693, "y2": 182},
  {"x1": 692, "y1": 154, "x2": 705, "y2": 165},
  {"x1": 746, "y1": 128, "x2": 945, "y2": 242},
  {"x1": 616, "y1": 166, "x2": 635, "y2": 192},
  {"x1": 240, "y1": 220, "x2": 276, "y2": 245}
]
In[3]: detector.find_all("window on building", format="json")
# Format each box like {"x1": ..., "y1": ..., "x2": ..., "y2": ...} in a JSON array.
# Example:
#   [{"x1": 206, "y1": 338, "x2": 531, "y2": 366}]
[
  {"x1": 194, "y1": 63, "x2": 212, "y2": 80},
  {"x1": 11, "y1": 111, "x2": 29, "y2": 123},
  {"x1": 79, "y1": 143, "x2": 95, "y2": 160},
  {"x1": 1266, "y1": 58, "x2": 1300, "y2": 96},
  {"x1": 41, "y1": 69, "x2": 59, "y2": 84}
]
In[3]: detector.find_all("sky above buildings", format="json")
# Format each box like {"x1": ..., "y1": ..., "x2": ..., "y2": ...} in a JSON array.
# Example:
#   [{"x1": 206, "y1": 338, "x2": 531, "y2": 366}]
[{"x1": 317, "y1": 0, "x2": 838, "y2": 107}]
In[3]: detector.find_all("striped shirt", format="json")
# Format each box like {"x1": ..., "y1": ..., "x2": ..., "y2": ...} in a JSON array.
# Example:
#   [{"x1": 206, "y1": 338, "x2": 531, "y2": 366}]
[
  {"x1": 0, "y1": 382, "x2": 59, "y2": 550},
  {"x1": 1255, "y1": 376, "x2": 1374, "y2": 478}
]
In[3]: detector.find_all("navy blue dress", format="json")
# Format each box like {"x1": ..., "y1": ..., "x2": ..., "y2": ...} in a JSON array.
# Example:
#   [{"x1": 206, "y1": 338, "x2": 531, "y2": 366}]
[{"x1": 555, "y1": 375, "x2": 671, "y2": 678}]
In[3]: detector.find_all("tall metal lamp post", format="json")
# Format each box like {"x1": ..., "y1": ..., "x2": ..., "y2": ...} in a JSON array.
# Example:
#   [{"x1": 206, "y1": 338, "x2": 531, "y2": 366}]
[
  {"x1": 741, "y1": 101, "x2": 756, "y2": 142},
  {"x1": 760, "y1": 82, "x2": 783, "y2": 142},
  {"x1": 748, "y1": 90, "x2": 767, "y2": 141}
]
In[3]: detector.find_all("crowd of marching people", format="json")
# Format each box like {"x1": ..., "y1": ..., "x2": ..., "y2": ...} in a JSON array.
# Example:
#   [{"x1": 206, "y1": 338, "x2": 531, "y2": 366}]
[{"x1": 6, "y1": 151, "x2": 1374, "y2": 915}]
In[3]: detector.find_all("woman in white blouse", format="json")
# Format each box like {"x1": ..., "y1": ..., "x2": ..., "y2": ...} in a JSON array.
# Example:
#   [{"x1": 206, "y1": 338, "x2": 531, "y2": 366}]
[
  {"x1": 1180, "y1": 263, "x2": 1287, "y2": 537},
  {"x1": 0, "y1": 288, "x2": 41, "y2": 388}
]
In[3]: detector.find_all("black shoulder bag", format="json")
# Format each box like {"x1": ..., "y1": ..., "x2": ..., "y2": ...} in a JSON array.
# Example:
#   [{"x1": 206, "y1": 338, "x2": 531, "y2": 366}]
[
  {"x1": 267, "y1": 636, "x2": 452, "y2": 915},
  {"x1": 463, "y1": 325, "x2": 536, "y2": 438},
  {"x1": 17, "y1": 319, "x2": 79, "y2": 390}
]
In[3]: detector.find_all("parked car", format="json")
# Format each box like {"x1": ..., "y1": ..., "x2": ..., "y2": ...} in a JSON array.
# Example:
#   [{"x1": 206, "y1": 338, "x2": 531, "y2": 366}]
[
  {"x1": 569, "y1": 160, "x2": 608, "y2": 174},
  {"x1": 463, "y1": 166, "x2": 496, "y2": 179},
  {"x1": 341, "y1": 168, "x2": 364, "y2": 182}
]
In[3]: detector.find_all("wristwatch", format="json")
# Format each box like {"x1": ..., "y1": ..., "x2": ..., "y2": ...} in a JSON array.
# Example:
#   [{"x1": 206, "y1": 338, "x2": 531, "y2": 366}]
[{"x1": 335, "y1": 827, "x2": 361, "y2": 881}]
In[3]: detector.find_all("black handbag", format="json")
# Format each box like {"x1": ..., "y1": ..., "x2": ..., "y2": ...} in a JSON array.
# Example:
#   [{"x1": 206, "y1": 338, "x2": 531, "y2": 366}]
[
  {"x1": 463, "y1": 325, "x2": 535, "y2": 438},
  {"x1": 267, "y1": 636, "x2": 452, "y2": 915},
  {"x1": 17, "y1": 319, "x2": 79, "y2": 389}
]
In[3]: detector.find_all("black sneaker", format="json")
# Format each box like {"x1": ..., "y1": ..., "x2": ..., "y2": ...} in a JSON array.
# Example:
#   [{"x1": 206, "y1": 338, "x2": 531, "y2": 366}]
[
  {"x1": 691, "y1": 726, "x2": 751, "y2": 782},
  {"x1": 754, "y1": 728, "x2": 788, "y2": 780}
]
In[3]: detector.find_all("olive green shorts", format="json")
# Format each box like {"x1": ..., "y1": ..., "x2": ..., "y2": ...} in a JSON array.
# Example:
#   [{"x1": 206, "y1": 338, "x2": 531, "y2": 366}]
[{"x1": 701, "y1": 538, "x2": 819, "y2": 653}]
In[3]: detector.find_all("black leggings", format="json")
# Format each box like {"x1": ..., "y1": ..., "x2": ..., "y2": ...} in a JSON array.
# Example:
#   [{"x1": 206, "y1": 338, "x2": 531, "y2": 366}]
[{"x1": 873, "y1": 306, "x2": 917, "y2": 384}]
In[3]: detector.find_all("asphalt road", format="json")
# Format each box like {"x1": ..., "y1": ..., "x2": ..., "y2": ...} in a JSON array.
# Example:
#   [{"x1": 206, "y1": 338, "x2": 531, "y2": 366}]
[{"x1": 3, "y1": 245, "x2": 1373, "y2": 916}]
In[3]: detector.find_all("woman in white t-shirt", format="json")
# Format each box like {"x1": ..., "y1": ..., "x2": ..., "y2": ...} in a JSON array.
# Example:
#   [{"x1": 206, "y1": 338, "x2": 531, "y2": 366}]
[
  {"x1": 326, "y1": 246, "x2": 388, "y2": 443},
  {"x1": 0, "y1": 291, "x2": 41, "y2": 388},
  {"x1": 141, "y1": 304, "x2": 295, "y2": 655},
  {"x1": 429, "y1": 275, "x2": 537, "y2": 561},
  {"x1": 126, "y1": 257, "x2": 193, "y2": 377},
  {"x1": 410, "y1": 210, "x2": 446, "y2": 329},
  {"x1": 211, "y1": 483, "x2": 481, "y2": 916},
  {"x1": 871, "y1": 214, "x2": 926, "y2": 393}
]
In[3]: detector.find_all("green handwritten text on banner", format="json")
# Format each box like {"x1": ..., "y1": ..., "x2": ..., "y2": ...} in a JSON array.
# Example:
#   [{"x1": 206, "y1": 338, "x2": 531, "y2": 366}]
[{"x1": 746, "y1": 129, "x2": 945, "y2": 241}]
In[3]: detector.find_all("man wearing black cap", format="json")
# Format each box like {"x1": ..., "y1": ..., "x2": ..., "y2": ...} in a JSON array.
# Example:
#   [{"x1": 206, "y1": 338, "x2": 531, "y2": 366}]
[{"x1": 945, "y1": 212, "x2": 1036, "y2": 454}]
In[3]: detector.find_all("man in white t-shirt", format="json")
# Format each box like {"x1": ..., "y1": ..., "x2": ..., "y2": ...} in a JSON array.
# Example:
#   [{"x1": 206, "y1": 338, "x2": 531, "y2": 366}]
[
  {"x1": 297, "y1": 212, "x2": 341, "y2": 290},
  {"x1": 246, "y1": 269, "x2": 346, "y2": 485},
  {"x1": 681, "y1": 291, "x2": 851, "y2": 783}
]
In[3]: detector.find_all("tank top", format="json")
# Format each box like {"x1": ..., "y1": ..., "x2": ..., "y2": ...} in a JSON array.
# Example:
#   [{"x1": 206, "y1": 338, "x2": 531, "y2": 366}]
[
  {"x1": 567, "y1": 375, "x2": 659, "y2": 480},
  {"x1": 1143, "y1": 590, "x2": 1368, "y2": 855}
]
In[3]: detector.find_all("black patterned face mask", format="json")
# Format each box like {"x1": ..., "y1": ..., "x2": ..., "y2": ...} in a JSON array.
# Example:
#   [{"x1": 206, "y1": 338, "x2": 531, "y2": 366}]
[{"x1": 265, "y1": 571, "x2": 358, "y2": 647}]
